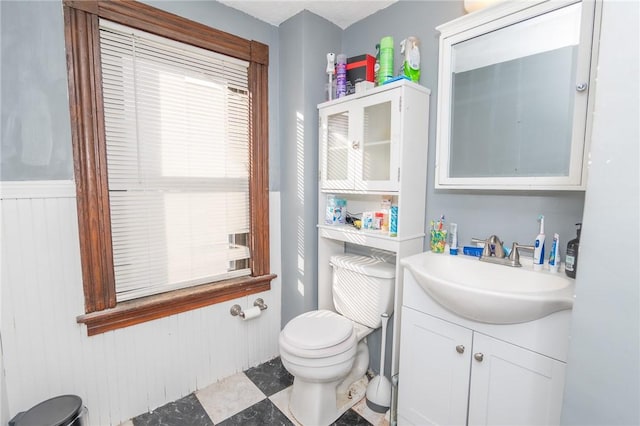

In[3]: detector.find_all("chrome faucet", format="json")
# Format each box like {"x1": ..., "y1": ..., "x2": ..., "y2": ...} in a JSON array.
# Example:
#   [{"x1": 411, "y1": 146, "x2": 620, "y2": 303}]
[
  {"x1": 471, "y1": 235, "x2": 505, "y2": 259},
  {"x1": 472, "y1": 235, "x2": 536, "y2": 267}
]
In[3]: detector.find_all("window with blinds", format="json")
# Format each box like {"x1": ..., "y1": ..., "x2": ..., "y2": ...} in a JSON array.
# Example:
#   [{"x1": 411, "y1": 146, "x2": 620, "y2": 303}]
[{"x1": 100, "y1": 20, "x2": 251, "y2": 302}]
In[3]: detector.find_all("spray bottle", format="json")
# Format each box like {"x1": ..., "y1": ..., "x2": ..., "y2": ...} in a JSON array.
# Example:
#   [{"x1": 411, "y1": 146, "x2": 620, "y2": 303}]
[
  {"x1": 400, "y1": 36, "x2": 421, "y2": 82},
  {"x1": 326, "y1": 53, "x2": 335, "y2": 100}
]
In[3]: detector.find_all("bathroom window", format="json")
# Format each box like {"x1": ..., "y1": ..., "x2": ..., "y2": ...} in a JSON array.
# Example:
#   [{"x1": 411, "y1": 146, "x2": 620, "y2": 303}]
[{"x1": 64, "y1": 0, "x2": 273, "y2": 335}]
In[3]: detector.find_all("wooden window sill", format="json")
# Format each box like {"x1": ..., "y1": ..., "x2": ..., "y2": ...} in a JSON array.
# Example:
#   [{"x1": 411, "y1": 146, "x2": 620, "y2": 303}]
[{"x1": 77, "y1": 274, "x2": 275, "y2": 336}]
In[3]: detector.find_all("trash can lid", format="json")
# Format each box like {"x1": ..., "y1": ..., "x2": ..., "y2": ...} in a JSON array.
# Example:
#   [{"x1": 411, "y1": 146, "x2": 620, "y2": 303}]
[{"x1": 17, "y1": 395, "x2": 82, "y2": 426}]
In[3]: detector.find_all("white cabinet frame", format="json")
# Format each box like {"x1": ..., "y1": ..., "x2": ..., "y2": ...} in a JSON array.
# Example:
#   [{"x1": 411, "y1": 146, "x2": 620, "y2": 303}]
[{"x1": 434, "y1": 0, "x2": 602, "y2": 190}]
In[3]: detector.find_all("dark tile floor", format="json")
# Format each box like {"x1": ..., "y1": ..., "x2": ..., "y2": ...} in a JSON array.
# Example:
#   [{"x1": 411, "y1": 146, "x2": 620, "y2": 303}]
[{"x1": 127, "y1": 357, "x2": 385, "y2": 426}]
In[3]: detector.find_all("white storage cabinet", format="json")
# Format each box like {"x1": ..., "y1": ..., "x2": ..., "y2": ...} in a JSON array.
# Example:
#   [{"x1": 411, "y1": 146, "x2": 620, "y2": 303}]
[{"x1": 317, "y1": 79, "x2": 430, "y2": 377}]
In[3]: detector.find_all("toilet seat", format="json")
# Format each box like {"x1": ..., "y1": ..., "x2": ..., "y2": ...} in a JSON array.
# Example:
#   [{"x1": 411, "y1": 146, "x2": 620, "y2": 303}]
[{"x1": 280, "y1": 310, "x2": 356, "y2": 358}]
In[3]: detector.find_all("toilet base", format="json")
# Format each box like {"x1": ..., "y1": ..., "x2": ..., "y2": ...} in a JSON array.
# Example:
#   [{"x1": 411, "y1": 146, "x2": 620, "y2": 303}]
[{"x1": 289, "y1": 375, "x2": 368, "y2": 426}]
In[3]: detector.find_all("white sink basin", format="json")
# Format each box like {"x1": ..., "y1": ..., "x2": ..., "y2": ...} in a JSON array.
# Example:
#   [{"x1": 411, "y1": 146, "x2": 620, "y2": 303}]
[{"x1": 401, "y1": 251, "x2": 575, "y2": 324}]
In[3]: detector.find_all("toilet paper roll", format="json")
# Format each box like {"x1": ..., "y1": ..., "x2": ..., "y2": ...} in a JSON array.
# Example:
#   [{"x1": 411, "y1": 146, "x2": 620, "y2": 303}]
[{"x1": 242, "y1": 306, "x2": 262, "y2": 321}]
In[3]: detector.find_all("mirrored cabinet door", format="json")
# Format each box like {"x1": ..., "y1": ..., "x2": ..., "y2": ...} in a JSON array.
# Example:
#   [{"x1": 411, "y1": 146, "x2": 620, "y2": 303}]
[{"x1": 435, "y1": 0, "x2": 600, "y2": 190}]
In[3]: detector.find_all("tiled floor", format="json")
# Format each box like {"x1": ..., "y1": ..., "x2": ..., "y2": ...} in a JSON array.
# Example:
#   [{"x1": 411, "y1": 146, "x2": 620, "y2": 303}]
[{"x1": 121, "y1": 357, "x2": 389, "y2": 426}]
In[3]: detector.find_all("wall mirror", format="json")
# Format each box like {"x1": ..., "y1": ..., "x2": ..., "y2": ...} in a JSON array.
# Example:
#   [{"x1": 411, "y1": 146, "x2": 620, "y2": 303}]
[{"x1": 435, "y1": 0, "x2": 599, "y2": 190}]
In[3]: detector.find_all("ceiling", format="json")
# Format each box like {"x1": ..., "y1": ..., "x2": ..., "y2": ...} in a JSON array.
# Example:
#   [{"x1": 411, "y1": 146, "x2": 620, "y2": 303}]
[{"x1": 217, "y1": 0, "x2": 399, "y2": 29}]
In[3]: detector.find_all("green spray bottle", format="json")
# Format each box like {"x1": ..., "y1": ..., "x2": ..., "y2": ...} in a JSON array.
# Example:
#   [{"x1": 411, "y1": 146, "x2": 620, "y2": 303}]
[{"x1": 400, "y1": 36, "x2": 421, "y2": 82}]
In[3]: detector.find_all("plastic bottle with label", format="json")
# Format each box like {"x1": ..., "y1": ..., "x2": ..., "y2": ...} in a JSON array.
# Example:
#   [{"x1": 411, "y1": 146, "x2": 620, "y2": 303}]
[
  {"x1": 336, "y1": 54, "x2": 347, "y2": 98},
  {"x1": 378, "y1": 36, "x2": 394, "y2": 85},
  {"x1": 565, "y1": 223, "x2": 581, "y2": 278},
  {"x1": 374, "y1": 44, "x2": 381, "y2": 86}
]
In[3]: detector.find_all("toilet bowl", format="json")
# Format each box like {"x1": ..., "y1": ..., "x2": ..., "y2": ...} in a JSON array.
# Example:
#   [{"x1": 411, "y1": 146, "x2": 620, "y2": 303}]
[
  {"x1": 279, "y1": 254, "x2": 396, "y2": 426},
  {"x1": 280, "y1": 310, "x2": 370, "y2": 425}
]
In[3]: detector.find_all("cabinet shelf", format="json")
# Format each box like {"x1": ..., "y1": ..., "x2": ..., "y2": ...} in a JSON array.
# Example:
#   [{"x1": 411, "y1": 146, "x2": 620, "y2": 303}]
[
  {"x1": 363, "y1": 139, "x2": 391, "y2": 148},
  {"x1": 318, "y1": 224, "x2": 424, "y2": 252}
]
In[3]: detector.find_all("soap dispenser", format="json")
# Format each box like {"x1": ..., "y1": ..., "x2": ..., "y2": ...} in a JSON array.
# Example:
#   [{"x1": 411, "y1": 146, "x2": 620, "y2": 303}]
[{"x1": 565, "y1": 223, "x2": 581, "y2": 278}]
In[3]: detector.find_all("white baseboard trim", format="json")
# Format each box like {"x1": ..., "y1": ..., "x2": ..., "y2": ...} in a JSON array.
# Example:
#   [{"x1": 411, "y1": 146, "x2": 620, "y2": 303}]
[{"x1": 0, "y1": 181, "x2": 76, "y2": 199}]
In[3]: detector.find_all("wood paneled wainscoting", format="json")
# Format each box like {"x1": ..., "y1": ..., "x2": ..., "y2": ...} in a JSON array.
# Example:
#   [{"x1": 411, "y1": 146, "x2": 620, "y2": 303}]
[{"x1": 0, "y1": 181, "x2": 281, "y2": 425}]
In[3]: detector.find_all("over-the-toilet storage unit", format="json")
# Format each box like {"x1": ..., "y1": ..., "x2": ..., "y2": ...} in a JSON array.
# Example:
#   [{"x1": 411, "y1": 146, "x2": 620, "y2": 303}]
[{"x1": 317, "y1": 79, "x2": 430, "y2": 379}]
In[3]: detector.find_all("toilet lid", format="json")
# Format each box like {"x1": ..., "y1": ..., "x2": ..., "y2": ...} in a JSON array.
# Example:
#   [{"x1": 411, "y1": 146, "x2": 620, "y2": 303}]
[{"x1": 281, "y1": 310, "x2": 354, "y2": 350}]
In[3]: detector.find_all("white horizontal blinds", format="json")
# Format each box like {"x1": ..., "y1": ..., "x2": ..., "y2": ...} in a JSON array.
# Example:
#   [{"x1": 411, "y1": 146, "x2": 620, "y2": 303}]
[{"x1": 100, "y1": 19, "x2": 251, "y2": 302}]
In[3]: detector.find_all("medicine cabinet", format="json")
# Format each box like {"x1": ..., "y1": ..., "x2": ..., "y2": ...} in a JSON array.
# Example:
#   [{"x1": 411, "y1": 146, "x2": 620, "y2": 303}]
[{"x1": 434, "y1": 0, "x2": 600, "y2": 190}]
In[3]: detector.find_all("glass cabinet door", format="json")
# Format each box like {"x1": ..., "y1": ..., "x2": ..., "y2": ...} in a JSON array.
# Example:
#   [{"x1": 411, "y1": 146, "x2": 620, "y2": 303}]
[
  {"x1": 320, "y1": 88, "x2": 401, "y2": 192},
  {"x1": 356, "y1": 91, "x2": 400, "y2": 191},
  {"x1": 320, "y1": 105, "x2": 354, "y2": 190},
  {"x1": 325, "y1": 110, "x2": 350, "y2": 182},
  {"x1": 362, "y1": 101, "x2": 391, "y2": 181}
]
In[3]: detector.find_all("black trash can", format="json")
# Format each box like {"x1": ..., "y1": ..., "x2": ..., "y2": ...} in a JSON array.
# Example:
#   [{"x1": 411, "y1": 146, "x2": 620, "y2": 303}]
[{"x1": 9, "y1": 395, "x2": 86, "y2": 426}]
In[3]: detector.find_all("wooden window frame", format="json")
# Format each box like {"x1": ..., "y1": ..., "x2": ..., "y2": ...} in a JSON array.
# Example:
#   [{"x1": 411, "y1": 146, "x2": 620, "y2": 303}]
[{"x1": 63, "y1": 0, "x2": 274, "y2": 336}]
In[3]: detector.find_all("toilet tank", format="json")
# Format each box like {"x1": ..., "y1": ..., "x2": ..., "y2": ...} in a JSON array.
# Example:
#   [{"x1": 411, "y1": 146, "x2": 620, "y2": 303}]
[{"x1": 330, "y1": 254, "x2": 396, "y2": 328}]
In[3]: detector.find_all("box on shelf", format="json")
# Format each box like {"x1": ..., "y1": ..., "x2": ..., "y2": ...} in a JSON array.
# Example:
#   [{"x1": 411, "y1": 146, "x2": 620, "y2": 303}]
[
  {"x1": 347, "y1": 54, "x2": 375, "y2": 94},
  {"x1": 325, "y1": 195, "x2": 347, "y2": 225}
]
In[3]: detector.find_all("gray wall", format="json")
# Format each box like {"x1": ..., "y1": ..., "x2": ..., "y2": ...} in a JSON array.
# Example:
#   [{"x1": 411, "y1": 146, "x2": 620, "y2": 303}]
[
  {"x1": 1, "y1": 0, "x2": 281, "y2": 190},
  {"x1": 344, "y1": 1, "x2": 586, "y2": 249},
  {"x1": 561, "y1": 1, "x2": 640, "y2": 424},
  {"x1": 1, "y1": 1, "x2": 73, "y2": 181},
  {"x1": 279, "y1": 11, "x2": 341, "y2": 326}
]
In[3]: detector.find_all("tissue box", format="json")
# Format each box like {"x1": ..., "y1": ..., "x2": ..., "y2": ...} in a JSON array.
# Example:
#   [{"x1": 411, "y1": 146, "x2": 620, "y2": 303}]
[
  {"x1": 325, "y1": 196, "x2": 347, "y2": 225},
  {"x1": 347, "y1": 54, "x2": 375, "y2": 89}
]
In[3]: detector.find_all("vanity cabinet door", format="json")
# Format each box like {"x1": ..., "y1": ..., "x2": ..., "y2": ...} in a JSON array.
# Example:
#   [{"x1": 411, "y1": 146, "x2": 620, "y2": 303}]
[
  {"x1": 397, "y1": 307, "x2": 472, "y2": 426},
  {"x1": 319, "y1": 90, "x2": 401, "y2": 192},
  {"x1": 467, "y1": 333, "x2": 567, "y2": 426}
]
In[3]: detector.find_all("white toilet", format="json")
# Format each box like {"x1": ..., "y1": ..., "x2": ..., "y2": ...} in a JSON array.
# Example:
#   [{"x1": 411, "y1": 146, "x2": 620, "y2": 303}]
[{"x1": 279, "y1": 254, "x2": 395, "y2": 426}]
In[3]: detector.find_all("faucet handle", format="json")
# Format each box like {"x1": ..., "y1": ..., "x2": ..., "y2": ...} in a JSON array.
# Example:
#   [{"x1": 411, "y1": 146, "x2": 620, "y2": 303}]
[
  {"x1": 509, "y1": 242, "x2": 535, "y2": 265},
  {"x1": 471, "y1": 235, "x2": 504, "y2": 258},
  {"x1": 488, "y1": 235, "x2": 505, "y2": 259},
  {"x1": 471, "y1": 237, "x2": 493, "y2": 258}
]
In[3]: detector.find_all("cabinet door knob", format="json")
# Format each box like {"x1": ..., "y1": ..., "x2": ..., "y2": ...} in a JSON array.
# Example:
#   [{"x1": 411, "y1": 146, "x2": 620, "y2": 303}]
[
  {"x1": 576, "y1": 83, "x2": 588, "y2": 92},
  {"x1": 455, "y1": 345, "x2": 465, "y2": 354},
  {"x1": 474, "y1": 352, "x2": 484, "y2": 362},
  {"x1": 352, "y1": 141, "x2": 360, "y2": 149}
]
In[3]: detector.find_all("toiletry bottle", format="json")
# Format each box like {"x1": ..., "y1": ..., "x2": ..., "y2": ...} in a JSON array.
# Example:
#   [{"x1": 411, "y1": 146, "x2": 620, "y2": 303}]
[
  {"x1": 533, "y1": 215, "x2": 545, "y2": 270},
  {"x1": 374, "y1": 44, "x2": 380, "y2": 86},
  {"x1": 336, "y1": 54, "x2": 347, "y2": 98},
  {"x1": 378, "y1": 36, "x2": 394, "y2": 85},
  {"x1": 565, "y1": 223, "x2": 581, "y2": 278},
  {"x1": 401, "y1": 36, "x2": 421, "y2": 82},
  {"x1": 389, "y1": 205, "x2": 398, "y2": 237},
  {"x1": 549, "y1": 233, "x2": 560, "y2": 273},
  {"x1": 449, "y1": 223, "x2": 458, "y2": 255}
]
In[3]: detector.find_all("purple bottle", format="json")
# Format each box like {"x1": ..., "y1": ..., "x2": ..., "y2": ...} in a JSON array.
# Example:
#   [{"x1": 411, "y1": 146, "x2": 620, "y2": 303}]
[{"x1": 336, "y1": 54, "x2": 347, "y2": 98}]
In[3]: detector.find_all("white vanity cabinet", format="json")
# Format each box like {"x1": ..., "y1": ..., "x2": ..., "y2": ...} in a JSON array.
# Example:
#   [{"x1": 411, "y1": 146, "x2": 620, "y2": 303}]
[
  {"x1": 397, "y1": 269, "x2": 570, "y2": 426},
  {"x1": 317, "y1": 80, "x2": 430, "y2": 378},
  {"x1": 434, "y1": 0, "x2": 601, "y2": 190}
]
